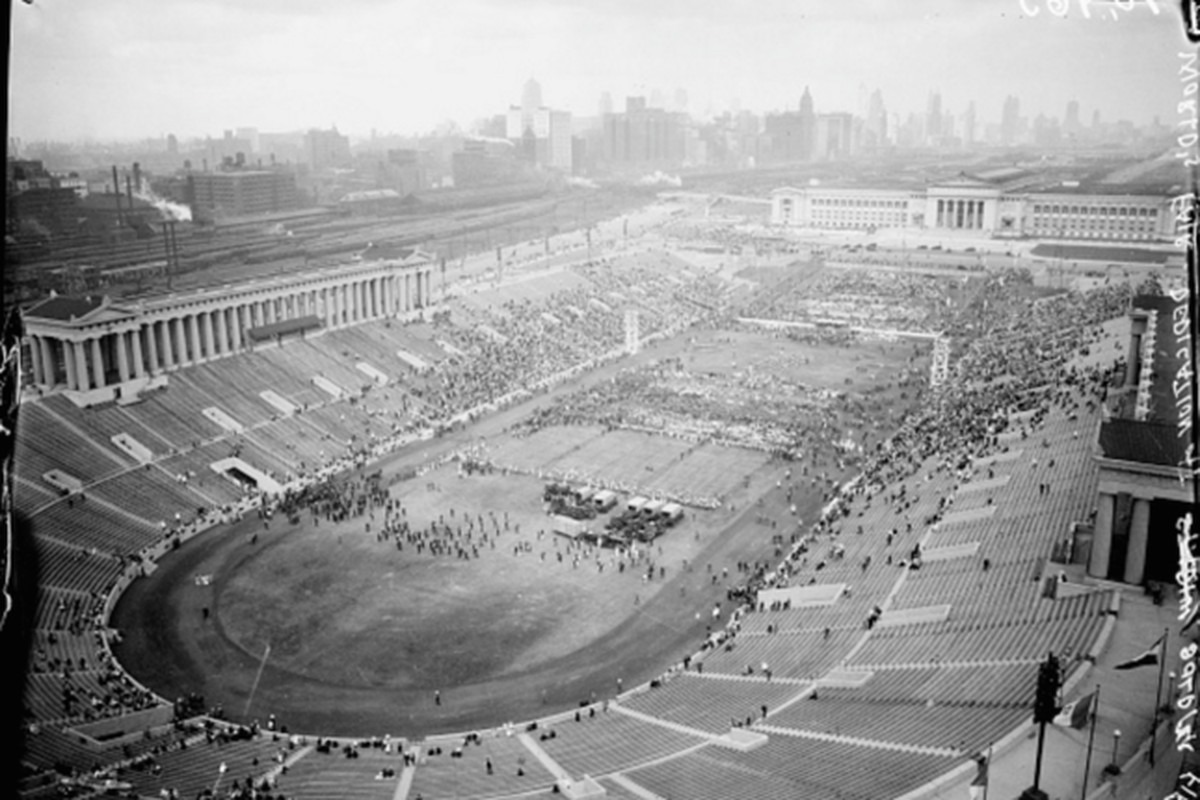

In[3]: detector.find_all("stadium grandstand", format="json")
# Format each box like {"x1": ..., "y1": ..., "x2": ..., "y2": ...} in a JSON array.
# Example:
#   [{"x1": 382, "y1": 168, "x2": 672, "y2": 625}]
[{"x1": 4, "y1": 190, "x2": 1193, "y2": 800}]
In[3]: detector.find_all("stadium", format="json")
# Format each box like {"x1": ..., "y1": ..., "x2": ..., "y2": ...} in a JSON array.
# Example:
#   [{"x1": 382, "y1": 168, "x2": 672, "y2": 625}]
[{"x1": 5, "y1": 186, "x2": 1194, "y2": 800}]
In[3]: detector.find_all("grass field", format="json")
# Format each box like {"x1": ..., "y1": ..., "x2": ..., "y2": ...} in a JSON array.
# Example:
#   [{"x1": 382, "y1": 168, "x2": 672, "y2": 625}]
[{"x1": 111, "y1": 325, "x2": 927, "y2": 737}]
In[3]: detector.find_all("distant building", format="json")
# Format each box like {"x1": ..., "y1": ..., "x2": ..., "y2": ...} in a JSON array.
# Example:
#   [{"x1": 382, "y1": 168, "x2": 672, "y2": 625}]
[
  {"x1": 925, "y1": 91, "x2": 942, "y2": 144},
  {"x1": 814, "y1": 113, "x2": 857, "y2": 160},
  {"x1": 1001, "y1": 95, "x2": 1021, "y2": 146},
  {"x1": 188, "y1": 169, "x2": 299, "y2": 218},
  {"x1": 770, "y1": 171, "x2": 1175, "y2": 241},
  {"x1": 305, "y1": 127, "x2": 351, "y2": 171},
  {"x1": 453, "y1": 138, "x2": 520, "y2": 186},
  {"x1": 603, "y1": 97, "x2": 687, "y2": 166},
  {"x1": 763, "y1": 86, "x2": 817, "y2": 163},
  {"x1": 506, "y1": 107, "x2": 573, "y2": 172}
]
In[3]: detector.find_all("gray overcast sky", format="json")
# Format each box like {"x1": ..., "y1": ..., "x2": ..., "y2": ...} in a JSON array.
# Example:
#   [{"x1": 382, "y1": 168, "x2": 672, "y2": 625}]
[{"x1": 7, "y1": 0, "x2": 1190, "y2": 141}]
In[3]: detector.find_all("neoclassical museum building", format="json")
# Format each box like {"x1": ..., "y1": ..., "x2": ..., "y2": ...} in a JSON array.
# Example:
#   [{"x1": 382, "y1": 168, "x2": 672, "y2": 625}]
[
  {"x1": 21, "y1": 251, "x2": 435, "y2": 408},
  {"x1": 770, "y1": 173, "x2": 1177, "y2": 241}
]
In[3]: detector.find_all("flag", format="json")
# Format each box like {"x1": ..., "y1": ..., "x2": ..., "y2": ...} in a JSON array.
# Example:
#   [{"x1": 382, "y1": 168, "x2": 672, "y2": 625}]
[
  {"x1": 968, "y1": 752, "x2": 988, "y2": 799},
  {"x1": 1053, "y1": 690, "x2": 1096, "y2": 729},
  {"x1": 1114, "y1": 636, "x2": 1165, "y2": 670}
]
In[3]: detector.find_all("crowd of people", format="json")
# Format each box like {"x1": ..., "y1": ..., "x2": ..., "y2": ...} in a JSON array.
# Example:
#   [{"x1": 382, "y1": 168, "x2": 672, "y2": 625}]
[
  {"x1": 708, "y1": 268, "x2": 1137, "y2": 637},
  {"x1": 742, "y1": 266, "x2": 965, "y2": 333}
]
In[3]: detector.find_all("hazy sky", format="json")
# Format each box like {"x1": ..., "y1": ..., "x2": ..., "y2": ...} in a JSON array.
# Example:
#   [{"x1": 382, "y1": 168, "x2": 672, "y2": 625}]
[{"x1": 8, "y1": 0, "x2": 1189, "y2": 141}]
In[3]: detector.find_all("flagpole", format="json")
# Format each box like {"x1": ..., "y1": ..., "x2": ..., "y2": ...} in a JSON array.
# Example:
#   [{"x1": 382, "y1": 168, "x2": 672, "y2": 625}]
[
  {"x1": 1149, "y1": 629, "x2": 1168, "y2": 767},
  {"x1": 1080, "y1": 685, "x2": 1099, "y2": 800}
]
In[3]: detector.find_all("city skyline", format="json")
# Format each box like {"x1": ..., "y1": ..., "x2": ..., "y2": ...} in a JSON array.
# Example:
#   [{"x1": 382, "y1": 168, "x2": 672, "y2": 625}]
[{"x1": 8, "y1": 0, "x2": 1188, "y2": 142}]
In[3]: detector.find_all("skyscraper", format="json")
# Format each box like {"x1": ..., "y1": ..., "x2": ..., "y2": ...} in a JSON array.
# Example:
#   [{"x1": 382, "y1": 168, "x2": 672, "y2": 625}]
[
  {"x1": 598, "y1": 92, "x2": 613, "y2": 116},
  {"x1": 926, "y1": 91, "x2": 943, "y2": 143},
  {"x1": 963, "y1": 102, "x2": 976, "y2": 146},
  {"x1": 866, "y1": 89, "x2": 887, "y2": 148},
  {"x1": 521, "y1": 78, "x2": 543, "y2": 117},
  {"x1": 1064, "y1": 100, "x2": 1081, "y2": 136},
  {"x1": 1001, "y1": 95, "x2": 1020, "y2": 145}
]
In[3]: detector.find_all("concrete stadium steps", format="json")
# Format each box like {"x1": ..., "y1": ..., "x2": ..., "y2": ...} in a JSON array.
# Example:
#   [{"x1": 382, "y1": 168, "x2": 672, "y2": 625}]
[
  {"x1": 955, "y1": 474, "x2": 1012, "y2": 495},
  {"x1": 31, "y1": 499, "x2": 159, "y2": 555},
  {"x1": 119, "y1": 733, "x2": 292, "y2": 799},
  {"x1": 626, "y1": 737, "x2": 956, "y2": 800},
  {"x1": 20, "y1": 721, "x2": 192, "y2": 775},
  {"x1": 973, "y1": 448, "x2": 1025, "y2": 468},
  {"x1": 32, "y1": 539, "x2": 123, "y2": 596},
  {"x1": 618, "y1": 673, "x2": 808, "y2": 734},
  {"x1": 23, "y1": 669, "x2": 165, "y2": 728},
  {"x1": 243, "y1": 345, "x2": 357, "y2": 403},
  {"x1": 158, "y1": 445, "x2": 250, "y2": 507},
  {"x1": 847, "y1": 590, "x2": 1112, "y2": 668},
  {"x1": 32, "y1": 585, "x2": 102, "y2": 631},
  {"x1": 888, "y1": 558, "x2": 1040, "y2": 611},
  {"x1": 752, "y1": 723, "x2": 962, "y2": 757},
  {"x1": 13, "y1": 474, "x2": 60, "y2": 517},
  {"x1": 535, "y1": 706, "x2": 707, "y2": 779},
  {"x1": 823, "y1": 662, "x2": 1040, "y2": 707},
  {"x1": 42, "y1": 393, "x2": 176, "y2": 459},
  {"x1": 120, "y1": 389, "x2": 228, "y2": 447},
  {"x1": 273, "y1": 746, "x2": 401, "y2": 800},
  {"x1": 408, "y1": 729, "x2": 554, "y2": 799},
  {"x1": 14, "y1": 403, "x2": 133, "y2": 487},
  {"x1": 919, "y1": 541, "x2": 980, "y2": 561},
  {"x1": 88, "y1": 465, "x2": 211, "y2": 528},
  {"x1": 699, "y1": 627, "x2": 861, "y2": 682},
  {"x1": 32, "y1": 629, "x2": 107, "y2": 673},
  {"x1": 170, "y1": 367, "x2": 275, "y2": 428},
  {"x1": 875, "y1": 604, "x2": 952, "y2": 628}
]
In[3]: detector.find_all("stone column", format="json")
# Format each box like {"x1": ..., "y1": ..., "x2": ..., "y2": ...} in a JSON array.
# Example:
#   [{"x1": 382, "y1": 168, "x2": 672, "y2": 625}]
[
  {"x1": 202, "y1": 311, "x2": 215, "y2": 359},
  {"x1": 146, "y1": 323, "x2": 160, "y2": 373},
  {"x1": 162, "y1": 319, "x2": 176, "y2": 368},
  {"x1": 266, "y1": 297, "x2": 277, "y2": 325},
  {"x1": 116, "y1": 332, "x2": 131, "y2": 383},
  {"x1": 39, "y1": 337, "x2": 56, "y2": 387},
  {"x1": 231, "y1": 306, "x2": 244, "y2": 350},
  {"x1": 90, "y1": 337, "x2": 106, "y2": 388},
  {"x1": 187, "y1": 315, "x2": 202, "y2": 363},
  {"x1": 1088, "y1": 492, "x2": 1115, "y2": 579},
  {"x1": 1123, "y1": 497, "x2": 1151, "y2": 585},
  {"x1": 216, "y1": 308, "x2": 229, "y2": 355},
  {"x1": 131, "y1": 328, "x2": 145, "y2": 378},
  {"x1": 69, "y1": 341, "x2": 85, "y2": 390},
  {"x1": 28, "y1": 335, "x2": 44, "y2": 386}
]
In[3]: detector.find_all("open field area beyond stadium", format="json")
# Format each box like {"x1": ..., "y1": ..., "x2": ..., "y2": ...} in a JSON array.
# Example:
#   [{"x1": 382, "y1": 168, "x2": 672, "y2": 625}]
[{"x1": 111, "y1": 325, "x2": 927, "y2": 738}]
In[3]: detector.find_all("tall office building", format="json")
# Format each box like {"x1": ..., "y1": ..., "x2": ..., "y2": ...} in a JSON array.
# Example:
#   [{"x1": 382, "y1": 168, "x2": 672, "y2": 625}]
[
  {"x1": 1001, "y1": 95, "x2": 1021, "y2": 145},
  {"x1": 602, "y1": 96, "x2": 687, "y2": 166},
  {"x1": 926, "y1": 91, "x2": 943, "y2": 143},
  {"x1": 963, "y1": 102, "x2": 976, "y2": 146},
  {"x1": 521, "y1": 79, "x2": 543, "y2": 117},
  {"x1": 305, "y1": 127, "x2": 351, "y2": 170},
  {"x1": 865, "y1": 89, "x2": 887, "y2": 148},
  {"x1": 505, "y1": 105, "x2": 572, "y2": 171},
  {"x1": 1064, "y1": 100, "x2": 1081, "y2": 137}
]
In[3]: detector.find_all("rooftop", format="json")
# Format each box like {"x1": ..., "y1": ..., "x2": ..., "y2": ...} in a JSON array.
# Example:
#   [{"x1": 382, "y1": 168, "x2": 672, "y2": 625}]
[{"x1": 25, "y1": 294, "x2": 107, "y2": 322}]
